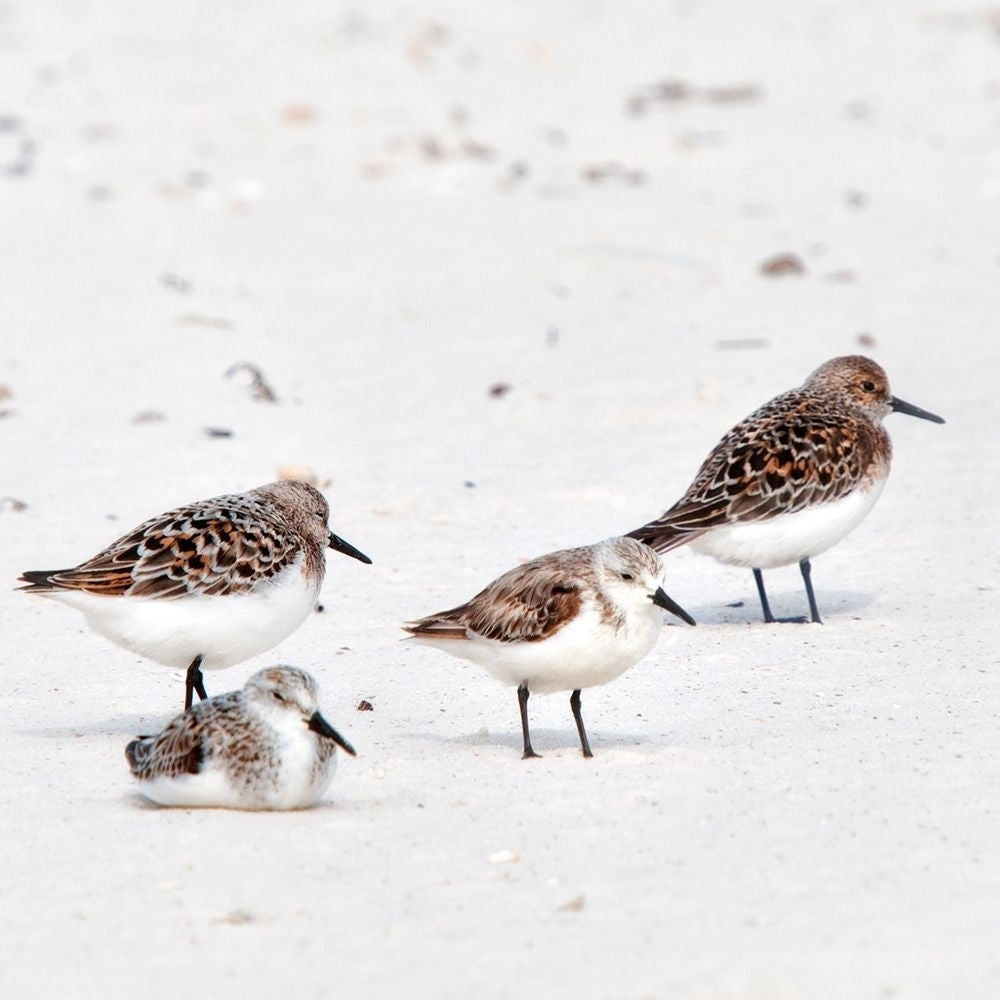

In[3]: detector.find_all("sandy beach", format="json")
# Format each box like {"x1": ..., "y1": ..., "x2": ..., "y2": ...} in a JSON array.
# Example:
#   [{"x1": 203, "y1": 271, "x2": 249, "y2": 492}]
[{"x1": 2, "y1": 2, "x2": 998, "y2": 997}]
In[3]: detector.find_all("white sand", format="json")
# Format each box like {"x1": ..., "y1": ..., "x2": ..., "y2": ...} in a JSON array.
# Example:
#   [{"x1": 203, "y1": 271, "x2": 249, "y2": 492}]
[{"x1": 2, "y1": 2, "x2": 997, "y2": 997}]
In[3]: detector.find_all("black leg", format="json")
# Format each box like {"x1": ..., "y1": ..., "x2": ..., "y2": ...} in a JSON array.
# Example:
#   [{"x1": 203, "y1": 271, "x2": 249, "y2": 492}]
[
  {"x1": 799, "y1": 558, "x2": 822, "y2": 624},
  {"x1": 184, "y1": 655, "x2": 207, "y2": 710},
  {"x1": 569, "y1": 689, "x2": 593, "y2": 759},
  {"x1": 752, "y1": 568, "x2": 807, "y2": 624},
  {"x1": 517, "y1": 684, "x2": 540, "y2": 759},
  {"x1": 752, "y1": 568, "x2": 776, "y2": 623}
]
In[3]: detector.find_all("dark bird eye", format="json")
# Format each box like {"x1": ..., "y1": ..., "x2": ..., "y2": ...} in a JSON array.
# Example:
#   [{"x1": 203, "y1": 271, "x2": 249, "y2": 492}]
[
  {"x1": 272, "y1": 691, "x2": 286, "y2": 703},
  {"x1": 861, "y1": 380, "x2": 876, "y2": 392},
  {"x1": 620, "y1": 572, "x2": 634, "y2": 581}
]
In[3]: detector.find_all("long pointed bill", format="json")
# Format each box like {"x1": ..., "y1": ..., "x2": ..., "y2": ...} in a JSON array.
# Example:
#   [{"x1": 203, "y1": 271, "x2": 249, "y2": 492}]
[
  {"x1": 307, "y1": 711, "x2": 357, "y2": 756},
  {"x1": 328, "y1": 531, "x2": 373, "y2": 565},
  {"x1": 650, "y1": 586, "x2": 696, "y2": 626},
  {"x1": 890, "y1": 396, "x2": 945, "y2": 424}
]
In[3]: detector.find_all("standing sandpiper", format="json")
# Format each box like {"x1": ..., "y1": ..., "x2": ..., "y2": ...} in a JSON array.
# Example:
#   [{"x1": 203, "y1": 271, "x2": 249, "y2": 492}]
[
  {"x1": 19, "y1": 480, "x2": 371, "y2": 707},
  {"x1": 627, "y1": 356, "x2": 944, "y2": 623},
  {"x1": 405, "y1": 537, "x2": 694, "y2": 759}
]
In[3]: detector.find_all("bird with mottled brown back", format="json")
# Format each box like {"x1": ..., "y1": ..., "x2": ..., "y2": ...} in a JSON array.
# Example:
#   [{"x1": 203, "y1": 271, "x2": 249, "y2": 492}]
[
  {"x1": 405, "y1": 537, "x2": 695, "y2": 759},
  {"x1": 627, "y1": 356, "x2": 944, "y2": 623},
  {"x1": 18, "y1": 481, "x2": 372, "y2": 708}
]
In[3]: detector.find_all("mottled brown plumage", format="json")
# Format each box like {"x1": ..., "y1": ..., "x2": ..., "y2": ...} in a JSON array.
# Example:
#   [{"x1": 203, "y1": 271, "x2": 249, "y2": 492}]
[
  {"x1": 127, "y1": 691, "x2": 255, "y2": 780},
  {"x1": 19, "y1": 480, "x2": 334, "y2": 600},
  {"x1": 628, "y1": 356, "x2": 944, "y2": 622},
  {"x1": 630, "y1": 357, "x2": 893, "y2": 549},
  {"x1": 404, "y1": 538, "x2": 694, "y2": 758},
  {"x1": 18, "y1": 481, "x2": 371, "y2": 709},
  {"x1": 406, "y1": 550, "x2": 588, "y2": 644},
  {"x1": 125, "y1": 666, "x2": 354, "y2": 810}
]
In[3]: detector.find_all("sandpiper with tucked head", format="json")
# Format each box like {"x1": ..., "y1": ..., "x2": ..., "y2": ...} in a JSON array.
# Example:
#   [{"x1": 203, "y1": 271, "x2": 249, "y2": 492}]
[
  {"x1": 18, "y1": 480, "x2": 371, "y2": 708},
  {"x1": 125, "y1": 666, "x2": 355, "y2": 810},
  {"x1": 627, "y1": 356, "x2": 944, "y2": 623},
  {"x1": 405, "y1": 536, "x2": 695, "y2": 759}
]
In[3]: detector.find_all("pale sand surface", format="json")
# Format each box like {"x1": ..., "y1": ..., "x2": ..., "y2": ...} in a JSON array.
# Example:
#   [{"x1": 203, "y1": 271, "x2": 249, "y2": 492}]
[{"x1": 2, "y1": 2, "x2": 998, "y2": 998}]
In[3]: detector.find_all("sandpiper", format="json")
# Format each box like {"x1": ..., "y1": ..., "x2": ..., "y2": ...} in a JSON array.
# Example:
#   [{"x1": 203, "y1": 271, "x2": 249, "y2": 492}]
[
  {"x1": 405, "y1": 537, "x2": 694, "y2": 758},
  {"x1": 19, "y1": 480, "x2": 371, "y2": 707},
  {"x1": 628, "y1": 356, "x2": 944, "y2": 622}
]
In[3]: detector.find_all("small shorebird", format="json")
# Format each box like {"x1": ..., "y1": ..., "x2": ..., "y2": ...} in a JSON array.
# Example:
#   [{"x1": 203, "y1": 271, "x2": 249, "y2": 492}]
[
  {"x1": 125, "y1": 666, "x2": 355, "y2": 810},
  {"x1": 405, "y1": 536, "x2": 695, "y2": 759},
  {"x1": 18, "y1": 480, "x2": 371, "y2": 707},
  {"x1": 627, "y1": 355, "x2": 944, "y2": 623}
]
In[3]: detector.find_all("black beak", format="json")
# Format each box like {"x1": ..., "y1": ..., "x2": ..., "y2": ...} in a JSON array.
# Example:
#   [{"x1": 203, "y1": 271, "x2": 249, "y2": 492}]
[
  {"x1": 328, "y1": 531, "x2": 373, "y2": 565},
  {"x1": 890, "y1": 396, "x2": 945, "y2": 424},
  {"x1": 650, "y1": 586, "x2": 696, "y2": 626},
  {"x1": 307, "y1": 711, "x2": 357, "y2": 756}
]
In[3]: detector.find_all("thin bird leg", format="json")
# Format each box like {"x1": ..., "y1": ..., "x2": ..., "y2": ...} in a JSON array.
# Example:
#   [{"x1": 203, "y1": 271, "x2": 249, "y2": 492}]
[
  {"x1": 799, "y1": 558, "x2": 823, "y2": 624},
  {"x1": 517, "y1": 683, "x2": 540, "y2": 760},
  {"x1": 569, "y1": 689, "x2": 593, "y2": 759},
  {"x1": 752, "y1": 568, "x2": 776, "y2": 624},
  {"x1": 184, "y1": 655, "x2": 208, "y2": 710},
  {"x1": 752, "y1": 568, "x2": 808, "y2": 624}
]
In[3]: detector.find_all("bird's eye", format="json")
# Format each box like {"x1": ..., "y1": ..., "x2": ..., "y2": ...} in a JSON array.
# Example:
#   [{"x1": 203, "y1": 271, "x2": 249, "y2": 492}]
[
  {"x1": 861, "y1": 380, "x2": 876, "y2": 392},
  {"x1": 272, "y1": 691, "x2": 286, "y2": 703},
  {"x1": 620, "y1": 572, "x2": 634, "y2": 581}
]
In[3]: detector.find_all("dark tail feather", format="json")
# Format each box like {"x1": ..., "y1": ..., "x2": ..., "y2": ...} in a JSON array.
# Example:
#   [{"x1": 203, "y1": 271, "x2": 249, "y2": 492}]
[
  {"x1": 403, "y1": 621, "x2": 469, "y2": 641},
  {"x1": 625, "y1": 521, "x2": 696, "y2": 553},
  {"x1": 17, "y1": 570, "x2": 61, "y2": 591},
  {"x1": 124, "y1": 737, "x2": 152, "y2": 775}
]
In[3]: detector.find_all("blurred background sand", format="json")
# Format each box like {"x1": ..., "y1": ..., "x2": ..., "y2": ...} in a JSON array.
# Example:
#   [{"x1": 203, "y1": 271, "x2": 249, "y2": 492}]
[{"x1": 1, "y1": 2, "x2": 998, "y2": 998}]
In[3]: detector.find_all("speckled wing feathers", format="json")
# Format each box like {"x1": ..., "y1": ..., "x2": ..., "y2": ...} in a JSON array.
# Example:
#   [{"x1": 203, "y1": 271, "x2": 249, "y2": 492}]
[
  {"x1": 125, "y1": 704, "x2": 212, "y2": 779},
  {"x1": 18, "y1": 496, "x2": 302, "y2": 599},
  {"x1": 125, "y1": 691, "x2": 271, "y2": 780},
  {"x1": 406, "y1": 557, "x2": 584, "y2": 644},
  {"x1": 629, "y1": 389, "x2": 887, "y2": 549}
]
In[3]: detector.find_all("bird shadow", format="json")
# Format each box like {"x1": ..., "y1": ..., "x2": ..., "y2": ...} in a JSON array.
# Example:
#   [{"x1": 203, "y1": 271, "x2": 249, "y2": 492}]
[
  {"x1": 118, "y1": 791, "x2": 357, "y2": 815},
  {"x1": 16, "y1": 713, "x2": 172, "y2": 740},
  {"x1": 406, "y1": 727, "x2": 660, "y2": 756},
  {"x1": 123, "y1": 791, "x2": 165, "y2": 810},
  {"x1": 683, "y1": 588, "x2": 873, "y2": 626}
]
